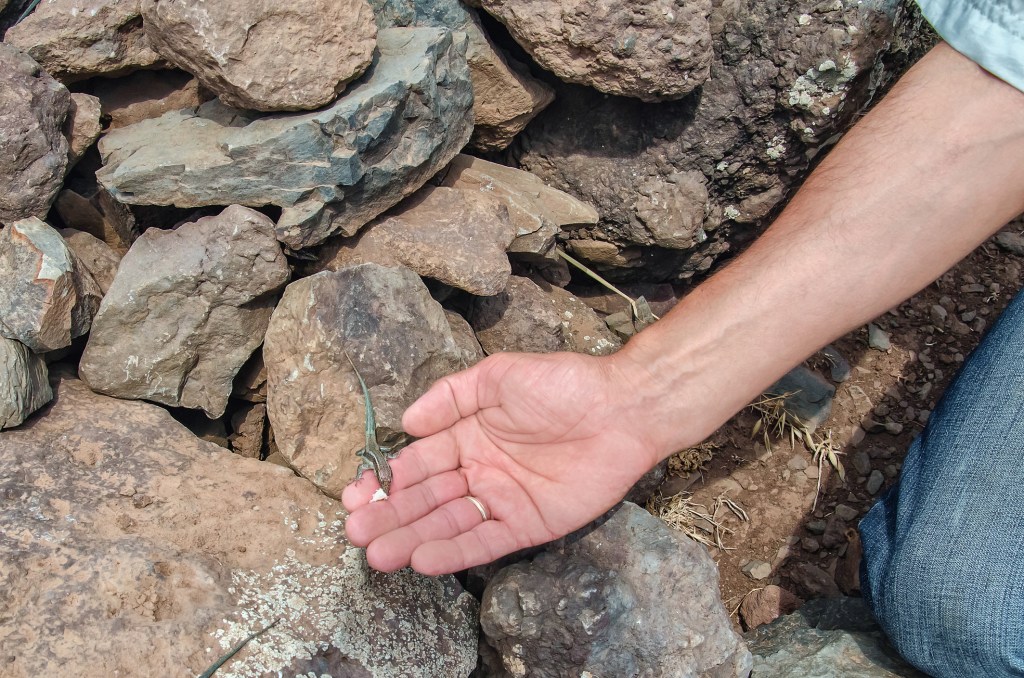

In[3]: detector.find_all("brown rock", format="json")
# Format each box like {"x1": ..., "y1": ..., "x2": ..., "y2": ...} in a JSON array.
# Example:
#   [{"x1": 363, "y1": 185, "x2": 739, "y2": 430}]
[
  {"x1": 0, "y1": 44, "x2": 71, "y2": 223},
  {"x1": 141, "y1": 0, "x2": 377, "y2": 112},
  {"x1": 836, "y1": 529, "x2": 863, "y2": 595},
  {"x1": 445, "y1": 309, "x2": 486, "y2": 367},
  {"x1": 79, "y1": 205, "x2": 290, "y2": 417},
  {"x1": 566, "y1": 239, "x2": 644, "y2": 268},
  {"x1": 233, "y1": 350, "x2": 269, "y2": 403},
  {"x1": 0, "y1": 335, "x2": 52, "y2": 429},
  {"x1": 469, "y1": 276, "x2": 621, "y2": 356},
  {"x1": 53, "y1": 188, "x2": 139, "y2": 254},
  {"x1": 0, "y1": 376, "x2": 478, "y2": 677},
  {"x1": 58, "y1": 228, "x2": 121, "y2": 295},
  {"x1": 739, "y1": 585, "x2": 803, "y2": 631},
  {"x1": 91, "y1": 69, "x2": 212, "y2": 129},
  {"x1": 264, "y1": 263, "x2": 467, "y2": 498},
  {"x1": 316, "y1": 186, "x2": 517, "y2": 296},
  {"x1": 441, "y1": 154, "x2": 599, "y2": 261},
  {"x1": 0, "y1": 218, "x2": 102, "y2": 353},
  {"x1": 477, "y1": 0, "x2": 712, "y2": 101},
  {"x1": 467, "y1": 41, "x2": 554, "y2": 151},
  {"x1": 573, "y1": 283, "x2": 679, "y2": 318},
  {"x1": 789, "y1": 562, "x2": 841, "y2": 599},
  {"x1": 4, "y1": 0, "x2": 162, "y2": 81},
  {"x1": 64, "y1": 92, "x2": 103, "y2": 167},
  {"x1": 636, "y1": 171, "x2": 710, "y2": 249},
  {"x1": 229, "y1": 402, "x2": 267, "y2": 458}
]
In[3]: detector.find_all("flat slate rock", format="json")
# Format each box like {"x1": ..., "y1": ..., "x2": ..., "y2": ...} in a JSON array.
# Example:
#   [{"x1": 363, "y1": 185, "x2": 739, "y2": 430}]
[{"x1": 96, "y1": 27, "x2": 474, "y2": 250}]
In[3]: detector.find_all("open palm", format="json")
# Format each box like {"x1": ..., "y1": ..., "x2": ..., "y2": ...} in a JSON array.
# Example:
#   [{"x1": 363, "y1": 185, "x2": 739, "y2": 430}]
[{"x1": 342, "y1": 352, "x2": 665, "y2": 574}]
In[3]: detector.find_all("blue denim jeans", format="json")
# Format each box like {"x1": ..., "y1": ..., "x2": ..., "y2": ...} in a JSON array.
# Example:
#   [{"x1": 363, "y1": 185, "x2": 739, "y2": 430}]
[{"x1": 860, "y1": 289, "x2": 1024, "y2": 677}]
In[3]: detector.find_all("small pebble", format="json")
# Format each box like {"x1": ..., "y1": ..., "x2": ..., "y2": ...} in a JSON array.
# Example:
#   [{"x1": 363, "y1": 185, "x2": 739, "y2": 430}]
[
  {"x1": 884, "y1": 464, "x2": 899, "y2": 479},
  {"x1": 852, "y1": 451, "x2": 871, "y2": 476},
  {"x1": 884, "y1": 421, "x2": 904, "y2": 435},
  {"x1": 806, "y1": 520, "x2": 827, "y2": 535},
  {"x1": 803, "y1": 465, "x2": 819, "y2": 480},
  {"x1": 835, "y1": 504, "x2": 859, "y2": 521},
  {"x1": 867, "y1": 470, "x2": 885, "y2": 495},
  {"x1": 742, "y1": 560, "x2": 773, "y2": 580},
  {"x1": 788, "y1": 455, "x2": 808, "y2": 471},
  {"x1": 867, "y1": 324, "x2": 891, "y2": 351},
  {"x1": 802, "y1": 537, "x2": 820, "y2": 553}
]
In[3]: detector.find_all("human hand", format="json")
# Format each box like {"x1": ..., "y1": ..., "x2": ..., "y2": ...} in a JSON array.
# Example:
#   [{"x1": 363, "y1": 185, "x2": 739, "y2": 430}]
[{"x1": 342, "y1": 351, "x2": 670, "y2": 575}]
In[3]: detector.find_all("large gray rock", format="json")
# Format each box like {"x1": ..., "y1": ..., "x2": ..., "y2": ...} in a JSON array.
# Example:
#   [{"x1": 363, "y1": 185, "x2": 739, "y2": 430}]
[
  {"x1": 4, "y1": 0, "x2": 162, "y2": 81},
  {"x1": 371, "y1": 0, "x2": 553, "y2": 150},
  {"x1": 481, "y1": 502, "x2": 752, "y2": 677},
  {"x1": 0, "y1": 376, "x2": 479, "y2": 677},
  {"x1": 477, "y1": 0, "x2": 713, "y2": 101},
  {"x1": 0, "y1": 44, "x2": 71, "y2": 224},
  {"x1": 748, "y1": 597, "x2": 925, "y2": 677},
  {"x1": 314, "y1": 186, "x2": 517, "y2": 296},
  {"x1": 0, "y1": 218, "x2": 102, "y2": 353},
  {"x1": 513, "y1": 0, "x2": 929, "y2": 280},
  {"x1": 79, "y1": 205, "x2": 290, "y2": 417},
  {"x1": 96, "y1": 28, "x2": 474, "y2": 250},
  {"x1": 0, "y1": 335, "x2": 51, "y2": 429},
  {"x1": 264, "y1": 263, "x2": 468, "y2": 498},
  {"x1": 440, "y1": 154, "x2": 599, "y2": 261},
  {"x1": 470, "y1": 276, "x2": 621, "y2": 356},
  {"x1": 142, "y1": 0, "x2": 377, "y2": 112}
]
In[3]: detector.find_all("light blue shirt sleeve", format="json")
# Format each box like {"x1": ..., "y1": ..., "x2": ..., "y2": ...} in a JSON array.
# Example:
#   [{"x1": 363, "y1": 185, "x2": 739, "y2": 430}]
[{"x1": 915, "y1": 0, "x2": 1024, "y2": 92}]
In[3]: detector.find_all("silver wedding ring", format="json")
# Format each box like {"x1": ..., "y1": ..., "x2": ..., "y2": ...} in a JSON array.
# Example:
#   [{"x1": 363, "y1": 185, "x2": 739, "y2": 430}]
[{"x1": 465, "y1": 495, "x2": 490, "y2": 522}]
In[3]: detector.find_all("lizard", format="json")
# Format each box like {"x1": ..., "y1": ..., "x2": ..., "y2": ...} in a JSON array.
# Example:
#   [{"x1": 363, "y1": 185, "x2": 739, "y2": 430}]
[{"x1": 345, "y1": 352, "x2": 394, "y2": 496}]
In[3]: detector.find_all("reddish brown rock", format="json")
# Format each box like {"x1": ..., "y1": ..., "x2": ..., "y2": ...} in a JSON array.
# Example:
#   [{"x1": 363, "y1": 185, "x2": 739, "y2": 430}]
[
  {"x1": 58, "y1": 228, "x2": 122, "y2": 295},
  {"x1": 739, "y1": 585, "x2": 804, "y2": 631},
  {"x1": 64, "y1": 93, "x2": 103, "y2": 167},
  {"x1": 90, "y1": 69, "x2": 212, "y2": 129},
  {"x1": 141, "y1": 0, "x2": 377, "y2": 111}
]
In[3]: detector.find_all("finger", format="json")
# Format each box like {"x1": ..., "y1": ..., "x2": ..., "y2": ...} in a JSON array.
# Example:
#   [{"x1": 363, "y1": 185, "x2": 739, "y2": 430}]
[
  {"x1": 403, "y1": 357, "x2": 503, "y2": 437},
  {"x1": 365, "y1": 496, "x2": 492, "y2": 572},
  {"x1": 344, "y1": 469, "x2": 469, "y2": 547},
  {"x1": 340, "y1": 431, "x2": 465, "y2": 511},
  {"x1": 409, "y1": 520, "x2": 522, "y2": 575}
]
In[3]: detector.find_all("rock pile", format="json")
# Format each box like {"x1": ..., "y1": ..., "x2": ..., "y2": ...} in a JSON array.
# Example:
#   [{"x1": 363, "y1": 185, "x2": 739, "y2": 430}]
[{"x1": 0, "y1": 0, "x2": 931, "y2": 675}]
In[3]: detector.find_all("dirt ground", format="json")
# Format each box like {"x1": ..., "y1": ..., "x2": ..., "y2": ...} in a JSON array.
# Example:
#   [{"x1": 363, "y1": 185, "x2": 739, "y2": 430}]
[{"x1": 646, "y1": 220, "x2": 1024, "y2": 630}]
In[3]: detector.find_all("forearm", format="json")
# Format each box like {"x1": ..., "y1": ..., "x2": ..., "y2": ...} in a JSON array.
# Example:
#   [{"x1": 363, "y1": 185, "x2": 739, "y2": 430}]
[{"x1": 612, "y1": 42, "x2": 1024, "y2": 458}]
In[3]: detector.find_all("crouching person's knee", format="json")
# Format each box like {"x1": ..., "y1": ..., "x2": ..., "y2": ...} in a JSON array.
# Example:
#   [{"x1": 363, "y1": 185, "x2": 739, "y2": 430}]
[{"x1": 862, "y1": 529, "x2": 1024, "y2": 678}]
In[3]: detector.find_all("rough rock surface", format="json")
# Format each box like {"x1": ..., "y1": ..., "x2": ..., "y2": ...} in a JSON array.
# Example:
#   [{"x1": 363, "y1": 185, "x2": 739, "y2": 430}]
[
  {"x1": 4, "y1": 0, "x2": 162, "y2": 81},
  {"x1": 440, "y1": 154, "x2": 598, "y2": 261},
  {"x1": 747, "y1": 597, "x2": 925, "y2": 677},
  {"x1": 481, "y1": 502, "x2": 752, "y2": 677},
  {"x1": 0, "y1": 335, "x2": 51, "y2": 429},
  {"x1": 141, "y1": 0, "x2": 377, "y2": 112},
  {"x1": 371, "y1": 0, "x2": 553, "y2": 150},
  {"x1": 768, "y1": 365, "x2": 836, "y2": 432},
  {"x1": 58, "y1": 228, "x2": 122, "y2": 295},
  {"x1": 65, "y1": 93, "x2": 103, "y2": 167},
  {"x1": 740, "y1": 585, "x2": 804, "y2": 631},
  {"x1": 90, "y1": 69, "x2": 212, "y2": 129},
  {"x1": 0, "y1": 44, "x2": 71, "y2": 223},
  {"x1": 315, "y1": 186, "x2": 517, "y2": 296},
  {"x1": 0, "y1": 376, "x2": 479, "y2": 677},
  {"x1": 513, "y1": 0, "x2": 928, "y2": 280},
  {"x1": 79, "y1": 205, "x2": 290, "y2": 417},
  {"x1": 54, "y1": 188, "x2": 140, "y2": 254},
  {"x1": 229, "y1": 402, "x2": 267, "y2": 459},
  {"x1": 445, "y1": 309, "x2": 486, "y2": 366},
  {"x1": 470, "y1": 276, "x2": 621, "y2": 356},
  {"x1": 0, "y1": 218, "x2": 102, "y2": 353},
  {"x1": 477, "y1": 0, "x2": 713, "y2": 101},
  {"x1": 96, "y1": 28, "x2": 474, "y2": 250},
  {"x1": 264, "y1": 263, "x2": 467, "y2": 498}
]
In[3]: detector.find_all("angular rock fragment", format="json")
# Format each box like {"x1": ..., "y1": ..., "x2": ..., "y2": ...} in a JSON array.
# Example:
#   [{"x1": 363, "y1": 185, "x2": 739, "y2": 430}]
[
  {"x1": 64, "y1": 93, "x2": 103, "y2": 168},
  {"x1": 0, "y1": 336, "x2": 52, "y2": 429},
  {"x1": 476, "y1": 0, "x2": 713, "y2": 101},
  {"x1": 0, "y1": 376, "x2": 479, "y2": 677},
  {"x1": 0, "y1": 218, "x2": 102, "y2": 353},
  {"x1": 0, "y1": 44, "x2": 71, "y2": 223},
  {"x1": 264, "y1": 263, "x2": 467, "y2": 498},
  {"x1": 229, "y1": 402, "x2": 267, "y2": 459},
  {"x1": 315, "y1": 186, "x2": 516, "y2": 296},
  {"x1": 54, "y1": 188, "x2": 140, "y2": 254},
  {"x1": 79, "y1": 205, "x2": 290, "y2": 417},
  {"x1": 371, "y1": 0, "x2": 553, "y2": 150},
  {"x1": 481, "y1": 503, "x2": 751, "y2": 676},
  {"x1": 4, "y1": 0, "x2": 162, "y2": 81},
  {"x1": 445, "y1": 309, "x2": 485, "y2": 367},
  {"x1": 440, "y1": 154, "x2": 598, "y2": 261},
  {"x1": 141, "y1": 0, "x2": 377, "y2": 112},
  {"x1": 57, "y1": 228, "x2": 122, "y2": 295},
  {"x1": 469, "y1": 276, "x2": 620, "y2": 356},
  {"x1": 96, "y1": 28, "x2": 474, "y2": 250},
  {"x1": 90, "y1": 69, "x2": 212, "y2": 129}
]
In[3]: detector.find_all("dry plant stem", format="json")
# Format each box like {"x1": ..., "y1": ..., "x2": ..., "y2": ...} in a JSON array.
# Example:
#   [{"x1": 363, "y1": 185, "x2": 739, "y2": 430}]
[
  {"x1": 556, "y1": 248, "x2": 659, "y2": 323},
  {"x1": 610, "y1": 42, "x2": 1024, "y2": 463}
]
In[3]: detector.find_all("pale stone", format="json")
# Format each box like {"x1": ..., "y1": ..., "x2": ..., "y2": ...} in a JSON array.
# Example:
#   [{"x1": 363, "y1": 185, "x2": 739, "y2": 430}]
[
  {"x1": 79, "y1": 205, "x2": 290, "y2": 417},
  {"x1": 141, "y1": 0, "x2": 377, "y2": 112},
  {"x1": 0, "y1": 218, "x2": 101, "y2": 353},
  {"x1": 96, "y1": 28, "x2": 474, "y2": 250},
  {"x1": 4, "y1": 0, "x2": 162, "y2": 81}
]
